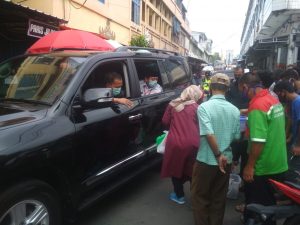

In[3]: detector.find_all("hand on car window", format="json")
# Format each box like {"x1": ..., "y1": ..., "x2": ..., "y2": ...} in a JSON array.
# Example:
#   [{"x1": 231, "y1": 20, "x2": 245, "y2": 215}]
[{"x1": 113, "y1": 98, "x2": 133, "y2": 108}]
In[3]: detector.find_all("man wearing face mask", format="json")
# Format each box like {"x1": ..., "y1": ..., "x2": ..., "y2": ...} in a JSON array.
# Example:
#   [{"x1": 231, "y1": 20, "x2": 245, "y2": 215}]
[
  {"x1": 140, "y1": 74, "x2": 163, "y2": 96},
  {"x1": 274, "y1": 81, "x2": 300, "y2": 185},
  {"x1": 225, "y1": 66, "x2": 249, "y2": 212},
  {"x1": 226, "y1": 66, "x2": 249, "y2": 193},
  {"x1": 226, "y1": 66, "x2": 249, "y2": 110},
  {"x1": 104, "y1": 72, "x2": 133, "y2": 108},
  {"x1": 274, "y1": 81, "x2": 300, "y2": 154},
  {"x1": 280, "y1": 68, "x2": 300, "y2": 94},
  {"x1": 239, "y1": 73, "x2": 288, "y2": 225}
]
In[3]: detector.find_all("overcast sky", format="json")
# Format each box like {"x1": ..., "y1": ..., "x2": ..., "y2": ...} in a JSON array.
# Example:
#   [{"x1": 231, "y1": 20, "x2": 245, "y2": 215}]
[{"x1": 183, "y1": 0, "x2": 250, "y2": 55}]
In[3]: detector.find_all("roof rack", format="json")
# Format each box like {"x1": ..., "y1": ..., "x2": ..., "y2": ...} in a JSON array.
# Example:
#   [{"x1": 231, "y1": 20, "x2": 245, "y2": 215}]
[{"x1": 115, "y1": 46, "x2": 180, "y2": 56}]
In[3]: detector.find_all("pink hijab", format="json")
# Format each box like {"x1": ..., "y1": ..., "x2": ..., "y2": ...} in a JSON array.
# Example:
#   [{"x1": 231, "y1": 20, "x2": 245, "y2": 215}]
[{"x1": 169, "y1": 85, "x2": 204, "y2": 112}]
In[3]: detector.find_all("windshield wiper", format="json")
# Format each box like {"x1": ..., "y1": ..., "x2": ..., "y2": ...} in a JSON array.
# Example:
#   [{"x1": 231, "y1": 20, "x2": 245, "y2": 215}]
[{"x1": 0, "y1": 98, "x2": 51, "y2": 106}]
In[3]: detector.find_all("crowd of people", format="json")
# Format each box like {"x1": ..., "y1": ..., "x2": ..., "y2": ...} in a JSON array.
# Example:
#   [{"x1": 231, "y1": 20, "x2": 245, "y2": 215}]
[{"x1": 160, "y1": 65, "x2": 300, "y2": 225}]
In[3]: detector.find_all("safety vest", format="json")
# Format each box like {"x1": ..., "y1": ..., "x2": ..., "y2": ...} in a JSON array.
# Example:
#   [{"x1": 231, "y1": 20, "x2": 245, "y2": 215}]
[{"x1": 202, "y1": 78, "x2": 211, "y2": 92}]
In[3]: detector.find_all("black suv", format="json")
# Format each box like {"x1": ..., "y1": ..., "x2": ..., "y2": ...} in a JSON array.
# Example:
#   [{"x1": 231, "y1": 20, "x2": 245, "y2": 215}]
[{"x1": 0, "y1": 47, "x2": 191, "y2": 225}]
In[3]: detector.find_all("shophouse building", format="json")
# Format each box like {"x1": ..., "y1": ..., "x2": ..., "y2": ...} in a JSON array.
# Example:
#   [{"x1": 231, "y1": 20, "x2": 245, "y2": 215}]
[
  {"x1": 0, "y1": 0, "x2": 66, "y2": 61},
  {"x1": 240, "y1": 0, "x2": 300, "y2": 70},
  {"x1": 191, "y1": 31, "x2": 212, "y2": 62},
  {"x1": 0, "y1": 0, "x2": 208, "y2": 65}
]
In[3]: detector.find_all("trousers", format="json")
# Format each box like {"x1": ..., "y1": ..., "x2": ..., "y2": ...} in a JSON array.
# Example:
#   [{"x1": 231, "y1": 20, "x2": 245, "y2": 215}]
[
  {"x1": 191, "y1": 161, "x2": 231, "y2": 225},
  {"x1": 171, "y1": 177, "x2": 190, "y2": 198},
  {"x1": 244, "y1": 172, "x2": 286, "y2": 225}
]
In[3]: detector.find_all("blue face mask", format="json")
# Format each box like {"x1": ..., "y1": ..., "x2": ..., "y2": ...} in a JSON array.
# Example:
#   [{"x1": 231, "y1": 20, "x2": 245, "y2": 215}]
[
  {"x1": 112, "y1": 87, "x2": 121, "y2": 96},
  {"x1": 147, "y1": 80, "x2": 157, "y2": 88}
]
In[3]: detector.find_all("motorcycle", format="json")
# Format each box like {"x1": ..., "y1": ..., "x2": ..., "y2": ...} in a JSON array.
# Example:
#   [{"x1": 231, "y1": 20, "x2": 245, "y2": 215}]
[{"x1": 245, "y1": 179, "x2": 300, "y2": 225}]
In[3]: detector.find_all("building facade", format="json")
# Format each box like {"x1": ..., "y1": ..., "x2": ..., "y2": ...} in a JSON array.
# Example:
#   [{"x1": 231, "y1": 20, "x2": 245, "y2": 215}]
[
  {"x1": 191, "y1": 31, "x2": 212, "y2": 63},
  {"x1": 240, "y1": 0, "x2": 300, "y2": 70},
  {"x1": 225, "y1": 50, "x2": 234, "y2": 66},
  {"x1": 3, "y1": 0, "x2": 199, "y2": 56},
  {"x1": 0, "y1": 0, "x2": 65, "y2": 61},
  {"x1": 0, "y1": 0, "x2": 211, "y2": 66}
]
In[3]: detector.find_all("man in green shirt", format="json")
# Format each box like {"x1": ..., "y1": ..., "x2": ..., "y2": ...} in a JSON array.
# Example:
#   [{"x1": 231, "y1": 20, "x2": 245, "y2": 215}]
[
  {"x1": 239, "y1": 73, "x2": 288, "y2": 225},
  {"x1": 192, "y1": 73, "x2": 240, "y2": 225}
]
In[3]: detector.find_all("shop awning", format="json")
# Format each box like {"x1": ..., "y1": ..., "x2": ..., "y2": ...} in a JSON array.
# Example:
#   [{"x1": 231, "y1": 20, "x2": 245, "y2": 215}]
[
  {"x1": 187, "y1": 56, "x2": 207, "y2": 65},
  {"x1": 0, "y1": 1, "x2": 67, "y2": 41},
  {"x1": 254, "y1": 36, "x2": 288, "y2": 51}
]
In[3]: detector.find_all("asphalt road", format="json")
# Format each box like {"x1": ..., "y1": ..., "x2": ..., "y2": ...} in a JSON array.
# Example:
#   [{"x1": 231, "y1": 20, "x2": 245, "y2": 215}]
[{"x1": 75, "y1": 165, "x2": 243, "y2": 225}]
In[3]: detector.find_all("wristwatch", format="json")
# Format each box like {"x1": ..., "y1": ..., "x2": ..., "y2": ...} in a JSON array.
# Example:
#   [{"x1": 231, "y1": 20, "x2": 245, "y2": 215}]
[{"x1": 214, "y1": 152, "x2": 222, "y2": 158}]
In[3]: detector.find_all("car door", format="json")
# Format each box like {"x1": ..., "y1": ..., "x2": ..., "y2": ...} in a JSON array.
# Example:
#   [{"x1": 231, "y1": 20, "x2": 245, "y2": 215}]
[
  {"x1": 130, "y1": 57, "x2": 179, "y2": 152},
  {"x1": 71, "y1": 58, "x2": 146, "y2": 193}
]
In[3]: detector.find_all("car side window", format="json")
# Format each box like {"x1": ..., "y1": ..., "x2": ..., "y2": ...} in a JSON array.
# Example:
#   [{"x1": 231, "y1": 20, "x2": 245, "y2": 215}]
[
  {"x1": 133, "y1": 59, "x2": 167, "y2": 96},
  {"x1": 157, "y1": 60, "x2": 171, "y2": 90},
  {"x1": 82, "y1": 60, "x2": 131, "y2": 98},
  {"x1": 164, "y1": 58, "x2": 189, "y2": 88}
]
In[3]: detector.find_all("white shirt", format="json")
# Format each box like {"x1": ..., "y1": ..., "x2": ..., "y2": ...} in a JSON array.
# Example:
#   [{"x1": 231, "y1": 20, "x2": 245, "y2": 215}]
[{"x1": 139, "y1": 80, "x2": 163, "y2": 96}]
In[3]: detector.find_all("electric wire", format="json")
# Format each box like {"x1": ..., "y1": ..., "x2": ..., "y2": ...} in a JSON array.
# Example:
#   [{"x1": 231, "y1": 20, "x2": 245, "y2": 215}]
[{"x1": 68, "y1": 0, "x2": 88, "y2": 9}]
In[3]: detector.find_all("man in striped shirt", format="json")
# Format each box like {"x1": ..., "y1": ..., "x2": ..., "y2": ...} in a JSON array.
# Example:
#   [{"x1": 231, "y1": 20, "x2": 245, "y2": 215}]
[{"x1": 192, "y1": 73, "x2": 240, "y2": 225}]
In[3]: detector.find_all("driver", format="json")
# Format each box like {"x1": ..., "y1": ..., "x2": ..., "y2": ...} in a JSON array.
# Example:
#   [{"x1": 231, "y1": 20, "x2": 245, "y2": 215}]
[{"x1": 104, "y1": 72, "x2": 133, "y2": 108}]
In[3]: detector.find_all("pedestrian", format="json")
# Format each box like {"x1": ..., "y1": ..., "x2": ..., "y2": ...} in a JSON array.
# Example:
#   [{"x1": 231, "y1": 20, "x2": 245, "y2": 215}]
[
  {"x1": 274, "y1": 81, "x2": 300, "y2": 180},
  {"x1": 201, "y1": 71, "x2": 211, "y2": 97},
  {"x1": 192, "y1": 71, "x2": 202, "y2": 85},
  {"x1": 275, "y1": 69, "x2": 299, "y2": 146},
  {"x1": 239, "y1": 73, "x2": 288, "y2": 225},
  {"x1": 226, "y1": 66, "x2": 249, "y2": 214},
  {"x1": 269, "y1": 69, "x2": 284, "y2": 93},
  {"x1": 280, "y1": 68, "x2": 300, "y2": 93},
  {"x1": 191, "y1": 73, "x2": 240, "y2": 225},
  {"x1": 226, "y1": 66, "x2": 249, "y2": 175},
  {"x1": 161, "y1": 85, "x2": 204, "y2": 205}
]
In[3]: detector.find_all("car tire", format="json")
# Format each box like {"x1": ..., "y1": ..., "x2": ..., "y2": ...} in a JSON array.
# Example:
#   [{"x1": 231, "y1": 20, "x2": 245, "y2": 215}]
[{"x1": 0, "y1": 179, "x2": 61, "y2": 225}]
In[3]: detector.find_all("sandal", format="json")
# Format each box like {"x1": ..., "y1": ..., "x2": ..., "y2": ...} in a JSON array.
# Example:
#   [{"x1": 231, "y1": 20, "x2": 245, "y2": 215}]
[{"x1": 235, "y1": 203, "x2": 245, "y2": 213}]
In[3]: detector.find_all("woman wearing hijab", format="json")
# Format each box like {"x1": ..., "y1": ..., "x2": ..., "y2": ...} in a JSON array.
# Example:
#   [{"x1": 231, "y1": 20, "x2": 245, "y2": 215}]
[{"x1": 161, "y1": 85, "x2": 204, "y2": 204}]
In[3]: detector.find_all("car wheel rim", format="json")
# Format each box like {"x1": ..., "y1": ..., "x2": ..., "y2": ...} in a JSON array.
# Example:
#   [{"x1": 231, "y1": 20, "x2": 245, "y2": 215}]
[{"x1": 0, "y1": 200, "x2": 49, "y2": 225}]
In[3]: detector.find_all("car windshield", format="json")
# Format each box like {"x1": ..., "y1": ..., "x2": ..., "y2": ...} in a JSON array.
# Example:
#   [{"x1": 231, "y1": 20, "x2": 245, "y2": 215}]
[{"x1": 0, "y1": 54, "x2": 87, "y2": 105}]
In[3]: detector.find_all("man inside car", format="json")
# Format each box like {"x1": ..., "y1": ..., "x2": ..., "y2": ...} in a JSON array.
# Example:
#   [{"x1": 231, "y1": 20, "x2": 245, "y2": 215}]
[
  {"x1": 104, "y1": 72, "x2": 133, "y2": 108},
  {"x1": 140, "y1": 74, "x2": 163, "y2": 96}
]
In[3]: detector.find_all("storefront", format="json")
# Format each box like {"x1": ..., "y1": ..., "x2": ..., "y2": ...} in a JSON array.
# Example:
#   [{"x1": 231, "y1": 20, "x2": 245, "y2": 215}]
[
  {"x1": 295, "y1": 34, "x2": 300, "y2": 67},
  {"x1": 187, "y1": 56, "x2": 206, "y2": 74},
  {"x1": 0, "y1": 1, "x2": 65, "y2": 62}
]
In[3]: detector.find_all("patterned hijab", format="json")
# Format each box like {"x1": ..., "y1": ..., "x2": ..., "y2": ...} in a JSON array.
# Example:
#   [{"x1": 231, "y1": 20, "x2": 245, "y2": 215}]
[{"x1": 169, "y1": 85, "x2": 204, "y2": 112}]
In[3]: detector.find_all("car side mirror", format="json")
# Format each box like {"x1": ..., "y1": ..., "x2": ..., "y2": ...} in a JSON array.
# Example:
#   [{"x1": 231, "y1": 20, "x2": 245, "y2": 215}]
[{"x1": 83, "y1": 88, "x2": 113, "y2": 104}]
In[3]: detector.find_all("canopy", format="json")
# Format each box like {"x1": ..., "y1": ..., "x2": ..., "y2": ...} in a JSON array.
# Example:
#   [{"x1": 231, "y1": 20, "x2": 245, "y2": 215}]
[{"x1": 27, "y1": 30, "x2": 115, "y2": 53}]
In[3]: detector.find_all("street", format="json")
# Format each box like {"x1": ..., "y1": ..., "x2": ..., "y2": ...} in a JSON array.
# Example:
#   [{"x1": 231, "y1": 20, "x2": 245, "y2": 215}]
[{"x1": 75, "y1": 165, "x2": 243, "y2": 225}]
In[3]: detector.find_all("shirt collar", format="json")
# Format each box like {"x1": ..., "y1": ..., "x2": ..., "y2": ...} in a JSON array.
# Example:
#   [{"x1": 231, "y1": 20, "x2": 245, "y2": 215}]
[
  {"x1": 250, "y1": 89, "x2": 269, "y2": 104},
  {"x1": 209, "y1": 94, "x2": 226, "y2": 100}
]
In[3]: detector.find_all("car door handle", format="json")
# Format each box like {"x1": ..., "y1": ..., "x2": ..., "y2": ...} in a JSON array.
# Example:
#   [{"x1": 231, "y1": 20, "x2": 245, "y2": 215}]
[{"x1": 128, "y1": 113, "x2": 143, "y2": 121}]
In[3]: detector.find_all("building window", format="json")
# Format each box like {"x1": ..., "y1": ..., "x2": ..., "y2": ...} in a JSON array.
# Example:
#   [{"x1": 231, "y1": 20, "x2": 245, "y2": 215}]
[
  {"x1": 172, "y1": 17, "x2": 181, "y2": 36},
  {"x1": 149, "y1": 8, "x2": 154, "y2": 27},
  {"x1": 98, "y1": 0, "x2": 105, "y2": 3},
  {"x1": 142, "y1": 1, "x2": 145, "y2": 22},
  {"x1": 155, "y1": 15, "x2": 160, "y2": 31},
  {"x1": 131, "y1": 0, "x2": 140, "y2": 25}
]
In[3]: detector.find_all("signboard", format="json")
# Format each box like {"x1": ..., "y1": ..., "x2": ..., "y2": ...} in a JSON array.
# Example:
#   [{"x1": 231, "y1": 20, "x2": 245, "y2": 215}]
[{"x1": 27, "y1": 19, "x2": 57, "y2": 38}]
